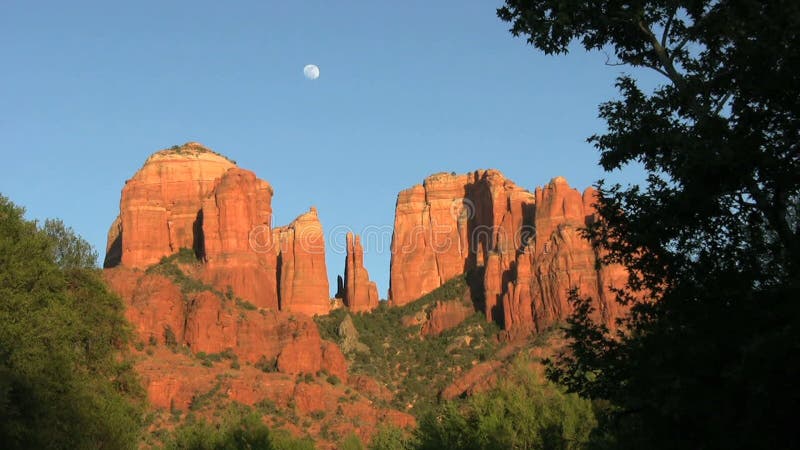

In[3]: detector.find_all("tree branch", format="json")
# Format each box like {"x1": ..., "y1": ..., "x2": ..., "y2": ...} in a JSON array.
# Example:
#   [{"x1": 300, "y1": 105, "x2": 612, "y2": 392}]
[
  {"x1": 638, "y1": 19, "x2": 685, "y2": 87},
  {"x1": 661, "y1": 7, "x2": 677, "y2": 49},
  {"x1": 713, "y1": 93, "x2": 732, "y2": 115}
]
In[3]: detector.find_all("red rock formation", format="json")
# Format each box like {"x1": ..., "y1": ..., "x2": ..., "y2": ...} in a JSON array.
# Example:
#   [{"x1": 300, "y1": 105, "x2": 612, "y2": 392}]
[
  {"x1": 389, "y1": 171, "x2": 627, "y2": 337},
  {"x1": 103, "y1": 267, "x2": 344, "y2": 376},
  {"x1": 420, "y1": 300, "x2": 474, "y2": 337},
  {"x1": 132, "y1": 347, "x2": 411, "y2": 447},
  {"x1": 108, "y1": 143, "x2": 236, "y2": 269},
  {"x1": 274, "y1": 207, "x2": 331, "y2": 316},
  {"x1": 200, "y1": 167, "x2": 279, "y2": 310},
  {"x1": 389, "y1": 170, "x2": 535, "y2": 306},
  {"x1": 441, "y1": 360, "x2": 503, "y2": 400},
  {"x1": 104, "y1": 143, "x2": 332, "y2": 315},
  {"x1": 343, "y1": 233, "x2": 379, "y2": 312},
  {"x1": 503, "y1": 178, "x2": 627, "y2": 336}
]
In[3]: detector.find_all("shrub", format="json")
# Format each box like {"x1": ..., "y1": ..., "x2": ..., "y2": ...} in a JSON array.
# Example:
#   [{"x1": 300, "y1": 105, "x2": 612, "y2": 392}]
[
  {"x1": 163, "y1": 325, "x2": 178, "y2": 351},
  {"x1": 415, "y1": 357, "x2": 596, "y2": 450},
  {"x1": 236, "y1": 298, "x2": 258, "y2": 311}
]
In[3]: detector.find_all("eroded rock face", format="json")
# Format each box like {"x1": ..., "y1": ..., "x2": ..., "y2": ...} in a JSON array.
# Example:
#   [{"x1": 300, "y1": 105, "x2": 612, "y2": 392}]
[
  {"x1": 389, "y1": 170, "x2": 536, "y2": 306},
  {"x1": 275, "y1": 208, "x2": 331, "y2": 316},
  {"x1": 503, "y1": 178, "x2": 628, "y2": 337},
  {"x1": 104, "y1": 267, "x2": 345, "y2": 376},
  {"x1": 388, "y1": 171, "x2": 627, "y2": 337},
  {"x1": 104, "y1": 143, "x2": 331, "y2": 315},
  {"x1": 108, "y1": 143, "x2": 236, "y2": 269},
  {"x1": 200, "y1": 167, "x2": 279, "y2": 310},
  {"x1": 420, "y1": 300, "x2": 475, "y2": 337},
  {"x1": 342, "y1": 233, "x2": 379, "y2": 312}
]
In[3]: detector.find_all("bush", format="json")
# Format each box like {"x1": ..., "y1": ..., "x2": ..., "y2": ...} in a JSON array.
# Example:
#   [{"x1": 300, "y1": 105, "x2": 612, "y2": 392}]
[
  {"x1": 236, "y1": 298, "x2": 258, "y2": 311},
  {"x1": 163, "y1": 408, "x2": 317, "y2": 450},
  {"x1": 415, "y1": 357, "x2": 596, "y2": 450},
  {"x1": 164, "y1": 325, "x2": 178, "y2": 351},
  {"x1": 340, "y1": 433, "x2": 365, "y2": 450},
  {"x1": 0, "y1": 195, "x2": 144, "y2": 449},
  {"x1": 255, "y1": 355, "x2": 278, "y2": 373},
  {"x1": 369, "y1": 425, "x2": 415, "y2": 450}
]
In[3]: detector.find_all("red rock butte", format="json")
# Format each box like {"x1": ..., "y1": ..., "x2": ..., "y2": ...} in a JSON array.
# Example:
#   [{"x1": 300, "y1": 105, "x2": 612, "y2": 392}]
[
  {"x1": 104, "y1": 142, "x2": 330, "y2": 316},
  {"x1": 389, "y1": 170, "x2": 628, "y2": 338}
]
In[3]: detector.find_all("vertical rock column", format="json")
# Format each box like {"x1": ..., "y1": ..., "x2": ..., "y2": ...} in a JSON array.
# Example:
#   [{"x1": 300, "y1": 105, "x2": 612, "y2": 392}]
[{"x1": 343, "y1": 232, "x2": 379, "y2": 312}]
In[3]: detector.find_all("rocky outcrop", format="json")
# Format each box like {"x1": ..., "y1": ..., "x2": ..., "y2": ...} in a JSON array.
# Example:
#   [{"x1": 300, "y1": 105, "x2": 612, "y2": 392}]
[
  {"x1": 274, "y1": 208, "x2": 331, "y2": 316},
  {"x1": 103, "y1": 267, "x2": 344, "y2": 377},
  {"x1": 501, "y1": 178, "x2": 628, "y2": 336},
  {"x1": 104, "y1": 143, "x2": 331, "y2": 316},
  {"x1": 342, "y1": 233, "x2": 379, "y2": 312},
  {"x1": 107, "y1": 143, "x2": 236, "y2": 269},
  {"x1": 389, "y1": 170, "x2": 535, "y2": 307},
  {"x1": 420, "y1": 300, "x2": 475, "y2": 337},
  {"x1": 199, "y1": 167, "x2": 279, "y2": 310},
  {"x1": 388, "y1": 171, "x2": 627, "y2": 337}
]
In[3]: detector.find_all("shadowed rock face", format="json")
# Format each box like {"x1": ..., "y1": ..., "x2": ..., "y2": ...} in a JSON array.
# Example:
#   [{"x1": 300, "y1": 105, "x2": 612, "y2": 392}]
[
  {"x1": 388, "y1": 171, "x2": 627, "y2": 337},
  {"x1": 104, "y1": 143, "x2": 329, "y2": 315},
  {"x1": 342, "y1": 232, "x2": 379, "y2": 313},
  {"x1": 388, "y1": 170, "x2": 535, "y2": 307}
]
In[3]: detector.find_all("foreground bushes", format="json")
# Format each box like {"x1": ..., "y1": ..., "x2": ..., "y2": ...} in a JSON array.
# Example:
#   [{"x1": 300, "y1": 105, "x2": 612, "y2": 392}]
[{"x1": 0, "y1": 194, "x2": 144, "y2": 449}]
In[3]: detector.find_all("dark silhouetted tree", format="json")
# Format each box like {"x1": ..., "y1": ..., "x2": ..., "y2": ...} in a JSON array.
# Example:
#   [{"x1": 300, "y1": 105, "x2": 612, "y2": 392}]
[{"x1": 498, "y1": 1, "x2": 800, "y2": 449}]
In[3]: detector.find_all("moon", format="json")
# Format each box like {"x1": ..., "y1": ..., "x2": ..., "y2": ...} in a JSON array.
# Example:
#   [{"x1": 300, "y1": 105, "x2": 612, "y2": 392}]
[{"x1": 303, "y1": 64, "x2": 320, "y2": 80}]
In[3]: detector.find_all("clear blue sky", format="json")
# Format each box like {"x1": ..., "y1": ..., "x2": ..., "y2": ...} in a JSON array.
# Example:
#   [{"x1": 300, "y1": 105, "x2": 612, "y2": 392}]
[{"x1": 0, "y1": 0, "x2": 651, "y2": 297}]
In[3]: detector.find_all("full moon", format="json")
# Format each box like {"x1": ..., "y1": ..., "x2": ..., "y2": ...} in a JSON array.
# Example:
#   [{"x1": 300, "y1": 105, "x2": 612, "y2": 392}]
[{"x1": 303, "y1": 64, "x2": 320, "y2": 80}]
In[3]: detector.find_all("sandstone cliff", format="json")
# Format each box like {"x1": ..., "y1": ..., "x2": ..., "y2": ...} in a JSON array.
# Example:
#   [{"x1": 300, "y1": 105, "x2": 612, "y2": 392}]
[
  {"x1": 388, "y1": 171, "x2": 627, "y2": 337},
  {"x1": 274, "y1": 207, "x2": 331, "y2": 316},
  {"x1": 104, "y1": 143, "x2": 329, "y2": 316},
  {"x1": 102, "y1": 143, "x2": 412, "y2": 446}
]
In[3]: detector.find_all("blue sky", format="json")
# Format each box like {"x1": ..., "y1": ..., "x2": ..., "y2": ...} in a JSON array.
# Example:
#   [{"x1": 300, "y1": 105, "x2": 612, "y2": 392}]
[{"x1": 0, "y1": 0, "x2": 651, "y2": 297}]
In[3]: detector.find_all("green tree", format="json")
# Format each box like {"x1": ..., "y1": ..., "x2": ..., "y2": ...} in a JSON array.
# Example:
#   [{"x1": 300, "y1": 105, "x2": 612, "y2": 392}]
[
  {"x1": 369, "y1": 425, "x2": 415, "y2": 450},
  {"x1": 164, "y1": 406, "x2": 316, "y2": 450},
  {"x1": 415, "y1": 358, "x2": 596, "y2": 450},
  {"x1": 0, "y1": 194, "x2": 143, "y2": 449},
  {"x1": 339, "y1": 433, "x2": 366, "y2": 450},
  {"x1": 42, "y1": 218, "x2": 98, "y2": 269},
  {"x1": 498, "y1": 1, "x2": 799, "y2": 448}
]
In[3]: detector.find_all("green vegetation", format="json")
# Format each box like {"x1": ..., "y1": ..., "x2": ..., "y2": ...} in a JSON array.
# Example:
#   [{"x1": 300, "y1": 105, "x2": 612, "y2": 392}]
[
  {"x1": 196, "y1": 349, "x2": 238, "y2": 368},
  {"x1": 415, "y1": 357, "x2": 596, "y2": 450},
  {"x1": 255, "y1": 355, "x2": 279, "y2": 373},
  {"x1": 368, "y1": 425, "x2": 414, "y2": 450},
  {"x1": 42, "y1": 218, "x2": 99, "y2": 269},
  {"x1": 340, "y1": 433, "x2": 366, "y2": 450},
  {"x1": 163, "y1": 143, "x2": 237, "y2": 165},
  {"x1": 316, "y1": 274, "x2": 501, "y2": 415},
  {"x1": 189, "y1": 382, "x2": 223, "y2": 411},
  {"x1": 163, "y1": 404, "x2": 315, "y2": 450},
  {"x1": 146, "y1": 248, "x2": 213, "y2": 294},
  {"x1": 0, "y1": 194, "x2": 144, "y2": 449},
  {"x1": 236, "y1": 297, "x2": 258, "y2": 311},
  {"x1": 499, "y1": 1, "x2": 800, "y2": 448}
]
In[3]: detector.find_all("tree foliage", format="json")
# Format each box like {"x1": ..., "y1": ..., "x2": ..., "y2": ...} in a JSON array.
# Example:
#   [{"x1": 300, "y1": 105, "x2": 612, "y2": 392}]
[
  {"x1": 42, "y1": 218, "x2": 99, "y2": 270},
  {"x1": 0, "y1": 194, "x2": 143, "y2": 449},
  {"x1": 164, "y1": 406, "x2": 315, "y2": 450},
  {"x1": 498, "y1": 1, "x2": 800, "y2": 448},
  {"x1": 415, "y1": 357, "x2": 596, "y2": 450}
]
